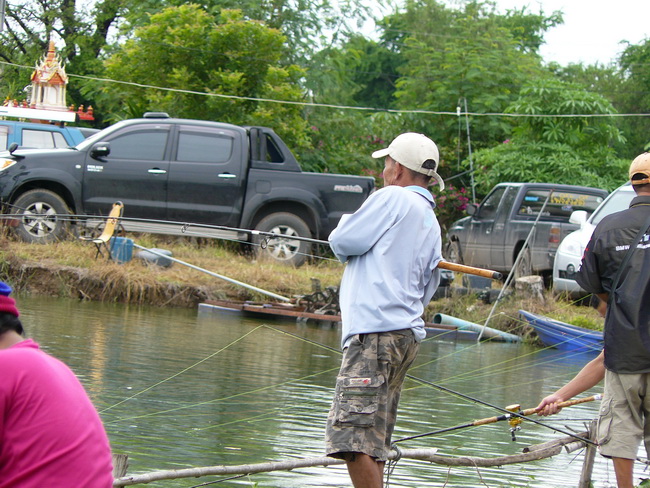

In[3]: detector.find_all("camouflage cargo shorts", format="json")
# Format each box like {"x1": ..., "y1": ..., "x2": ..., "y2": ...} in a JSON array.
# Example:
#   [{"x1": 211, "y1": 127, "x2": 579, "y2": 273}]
[{"x1": 325, "y1": 329, "x2": 420, "y2": 461}]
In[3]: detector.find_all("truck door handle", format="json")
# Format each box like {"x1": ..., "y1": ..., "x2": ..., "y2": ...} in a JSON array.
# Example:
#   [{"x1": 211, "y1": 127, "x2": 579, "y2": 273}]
[
  {"x1": 218, "y1": 173, "x2": 237, "y2": 179},
  {"x1": 148, "y1": 169, "x2": 167, "y2": 174}
]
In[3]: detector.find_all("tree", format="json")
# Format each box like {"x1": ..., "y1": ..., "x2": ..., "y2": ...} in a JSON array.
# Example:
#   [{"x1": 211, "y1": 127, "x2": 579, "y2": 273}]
[
  {"x1": 390, "y1": 0, "x2": 558, "y2": 152},
  {"x1": 470, "y1": 78, "x2": 628, "y2": 194},
  {"x1": 0, "y1": 0, "x2": 128, "y2": 111},
  {"x1": 121, "y1": 0, "x2": 371, "y2": 64},
  {"x1": 85, "y1": 5, "x2": 310, "y2": 151},
  {"x1": 614, "y1": 39, "x2": 650, "y2": 156}
]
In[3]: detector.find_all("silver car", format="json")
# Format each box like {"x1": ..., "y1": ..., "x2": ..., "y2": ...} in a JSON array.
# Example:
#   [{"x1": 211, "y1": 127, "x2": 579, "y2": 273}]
[{"x1": 552, "y1": 183, "x2": 636, "y2": 297}]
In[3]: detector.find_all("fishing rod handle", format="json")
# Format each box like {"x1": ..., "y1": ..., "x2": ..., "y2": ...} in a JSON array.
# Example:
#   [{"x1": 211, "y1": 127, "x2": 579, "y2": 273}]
[
  {"x1": 438, "y1": 261, "x2": 503, "y2": 281},
  {"x1": 523, "y1": 394, "x2": 603, "y2": 416}
]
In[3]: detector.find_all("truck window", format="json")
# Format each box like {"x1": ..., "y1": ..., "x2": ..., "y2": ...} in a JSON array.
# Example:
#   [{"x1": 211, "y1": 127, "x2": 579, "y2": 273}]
[
  {"x1": 265, "y1": 134, "x2": 284, "y2": 163},
  {"x1": 22, "y1": 129, "x2": 67, "y2": 149},
  {"x1": 477, "y1": 187, "x2": 506, "y2": 220},
  {"x1": 517, "y1": 189, "x2": 605, "y2": 221},
  {"x1": 177, "y1": 131, "x2": 233, "y2": 163},
  {"x1": 108, "y1": 130, "x2": 168, "y2": 161}
]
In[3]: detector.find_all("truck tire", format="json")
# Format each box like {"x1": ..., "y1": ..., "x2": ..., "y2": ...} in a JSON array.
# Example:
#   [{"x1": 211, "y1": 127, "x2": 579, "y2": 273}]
[
  {"x1": 514, "y1": 247, "x2": 533, "y2": 278},
  {"x1": 13, "y1": 190, "x2": 71, "y2": 244},
  {"x1": 445, "y1": 240, "x2": 464, "y2": 265},
  {"x1": 253, "y1": 213, "x2": 311, "y2": 267}
]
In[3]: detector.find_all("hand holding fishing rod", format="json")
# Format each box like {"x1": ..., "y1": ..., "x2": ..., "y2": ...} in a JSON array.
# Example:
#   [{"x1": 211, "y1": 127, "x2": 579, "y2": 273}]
[{"x1": 395, "y1": 394, "x2": 601, "y2": 444}]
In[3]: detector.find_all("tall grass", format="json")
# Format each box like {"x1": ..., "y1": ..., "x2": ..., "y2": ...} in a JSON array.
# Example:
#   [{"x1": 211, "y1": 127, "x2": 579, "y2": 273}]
[{"x1": 0, "y1": 232, "x2": 603, "y2": 334}]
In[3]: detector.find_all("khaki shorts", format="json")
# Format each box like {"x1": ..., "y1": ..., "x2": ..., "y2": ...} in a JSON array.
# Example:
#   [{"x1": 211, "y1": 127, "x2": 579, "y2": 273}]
[
  {"x1": 598, "y1": 370, "x2": 650, "y2": 460},
  {"x1": 325, "y1": 329, "x2": 419, "y2": 461}
]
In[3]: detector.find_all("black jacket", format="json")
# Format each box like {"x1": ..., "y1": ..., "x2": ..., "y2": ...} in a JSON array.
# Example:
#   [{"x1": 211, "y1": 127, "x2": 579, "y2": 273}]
[{"x1": 577, "y1": 195, "x2": 650, "y2": 373}]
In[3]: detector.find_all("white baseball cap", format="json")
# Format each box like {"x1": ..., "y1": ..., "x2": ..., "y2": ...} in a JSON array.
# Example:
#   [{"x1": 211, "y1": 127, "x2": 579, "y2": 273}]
[{"x1": 372, "y1": 132, "x2": 444, "y2": 190}]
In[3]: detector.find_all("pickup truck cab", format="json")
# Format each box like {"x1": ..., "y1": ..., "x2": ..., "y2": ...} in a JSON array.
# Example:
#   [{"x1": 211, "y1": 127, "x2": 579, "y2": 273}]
[
  {"x1": 0, "y1": 120, "x2": 96, "y2": 150},
  {"x1": 445, "y1": 182, "x2": 609, "y2": 280},
  {"x1": 0, "y1": 113, "x2": 374, "y2": 266}
]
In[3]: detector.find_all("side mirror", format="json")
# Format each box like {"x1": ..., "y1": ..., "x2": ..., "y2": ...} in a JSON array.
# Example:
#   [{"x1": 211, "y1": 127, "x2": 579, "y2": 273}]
[
  {"x1": 90, "y1": 142, "x2": 111, "y2": 160},
  {"x1": 569, "y1": 210, "x2": 588, "y2": 226},
  {"x1": 466, "y1": 203, "x2": 478, "y2": 216},
  {"x1": 8, "y1": 142, "x2": 18, "y2": 154}
]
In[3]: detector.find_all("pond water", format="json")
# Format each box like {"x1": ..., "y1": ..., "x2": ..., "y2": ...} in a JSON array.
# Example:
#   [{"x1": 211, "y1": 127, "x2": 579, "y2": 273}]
[{"x1": 16, "y1": 295, "x2": 634, "y2": 487}]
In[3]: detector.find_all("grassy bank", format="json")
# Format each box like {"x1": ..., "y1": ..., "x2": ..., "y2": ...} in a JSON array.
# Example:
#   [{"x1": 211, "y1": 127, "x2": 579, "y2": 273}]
[{"x1": 0, "y1": 233, "x2": 603, "y2": 340}]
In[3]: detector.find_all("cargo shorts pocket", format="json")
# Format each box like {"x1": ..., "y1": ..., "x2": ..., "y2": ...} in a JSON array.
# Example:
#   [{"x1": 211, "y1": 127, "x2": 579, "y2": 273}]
[
  {"x1": 597, "y1": 397, "x2": 613, "y2": 446},
  {"x1": 334, "y1": 375, "x2": 385, "y2": 427}
]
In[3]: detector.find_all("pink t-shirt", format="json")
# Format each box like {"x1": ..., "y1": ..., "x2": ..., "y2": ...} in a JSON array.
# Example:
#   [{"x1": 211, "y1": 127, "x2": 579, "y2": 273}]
[{"x1": 0, "y1": 339, "x2": 113, "y2": 487}]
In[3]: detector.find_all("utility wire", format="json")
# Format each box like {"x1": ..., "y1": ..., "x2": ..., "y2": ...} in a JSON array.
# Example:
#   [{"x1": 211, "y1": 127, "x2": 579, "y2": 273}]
[{"x1": 1, "y1": 59, "x2": 650, "y2": 118}]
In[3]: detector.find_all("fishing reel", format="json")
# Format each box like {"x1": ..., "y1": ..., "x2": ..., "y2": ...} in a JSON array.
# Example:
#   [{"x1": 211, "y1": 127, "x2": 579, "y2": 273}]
[{"x1": 505, "y1": 404, "x2": 523, "y2": 441}]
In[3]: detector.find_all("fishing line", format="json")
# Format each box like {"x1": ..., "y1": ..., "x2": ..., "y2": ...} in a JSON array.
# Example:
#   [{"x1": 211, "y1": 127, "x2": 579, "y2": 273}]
[
  {"x1": 100, "y1": 325, "x2": 265, "y2": 414},
  {"x1": 106, "y1": 364, "x2": 338, "y2": 426},
  {"x1": 4, "y1": 210, "x2": 604, "y2": 433},
  {"x1": 262, "y1": 325, "x2": 594, "y2": 444},
  {"x1": 0, "y1": 212, "x2": 339, "y2": 263}
]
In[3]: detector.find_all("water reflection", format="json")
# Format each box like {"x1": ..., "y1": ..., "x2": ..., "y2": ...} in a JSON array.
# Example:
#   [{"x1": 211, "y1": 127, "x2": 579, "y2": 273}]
[{"x1": 16, "y1": 295, "x2": 626, "y2": 487}]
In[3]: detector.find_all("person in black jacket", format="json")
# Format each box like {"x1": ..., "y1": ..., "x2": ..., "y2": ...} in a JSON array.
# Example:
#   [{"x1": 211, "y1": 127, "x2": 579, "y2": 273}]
[{"x1": 536, "y1": 152, "x2": 650, "y2": 488}]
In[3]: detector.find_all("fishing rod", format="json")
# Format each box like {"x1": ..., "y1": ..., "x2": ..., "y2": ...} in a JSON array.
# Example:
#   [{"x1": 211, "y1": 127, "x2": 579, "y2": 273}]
[
  {"x1": 394, "y1": 394, "x2": 602, "y2": 444},
  {"x1": 1, "y1": 212, "x2": 503, "y2": 280},
  {"x1": 131, "y1": 244, "x2": 291, "y2": 302},
  {"x1": 263, "y1": 326, "x2": 596, "y2": 445}
]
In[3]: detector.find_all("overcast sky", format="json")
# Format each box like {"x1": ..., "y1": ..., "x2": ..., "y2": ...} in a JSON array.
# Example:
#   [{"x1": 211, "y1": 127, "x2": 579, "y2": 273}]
[{"x1": 492, "y1": 0, "x2": 650, "y2": 65}]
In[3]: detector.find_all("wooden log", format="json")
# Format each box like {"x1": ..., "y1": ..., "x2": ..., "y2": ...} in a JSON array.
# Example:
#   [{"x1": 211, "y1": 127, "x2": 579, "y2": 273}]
[
  {"x1": 522, "y1": 431, "x2": 588, "y2": 453},
  {"x1": 113, "y1": 429, "x2": 592, "y2": 486}
]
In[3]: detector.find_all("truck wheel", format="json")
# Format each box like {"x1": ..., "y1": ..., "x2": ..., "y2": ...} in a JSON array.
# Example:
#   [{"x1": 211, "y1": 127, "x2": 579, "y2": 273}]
[
  {"x1": 445, "y1": 240, "x2": 464, "y2": 265},
  {"x1": 253, "y1": 213, "x2": 311, "y2": 267},
  {"x1": 13, "y1": 190, "x2": 71, "y2": 244}
]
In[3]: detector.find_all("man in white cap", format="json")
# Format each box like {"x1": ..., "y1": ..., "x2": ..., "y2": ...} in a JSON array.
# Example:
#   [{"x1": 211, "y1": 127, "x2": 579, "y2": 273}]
[
  {"x1": 324, "y1": 133, "x2": 444, "y2": 487},
  {"x1": 536, "y1": 152, "x2": 650, "y2": 488}
]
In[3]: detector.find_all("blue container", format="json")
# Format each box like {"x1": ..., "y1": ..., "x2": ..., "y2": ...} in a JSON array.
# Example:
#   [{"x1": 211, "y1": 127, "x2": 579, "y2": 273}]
[{"x1": 109, "y1": 237, "x2": 134, "y2": 263}]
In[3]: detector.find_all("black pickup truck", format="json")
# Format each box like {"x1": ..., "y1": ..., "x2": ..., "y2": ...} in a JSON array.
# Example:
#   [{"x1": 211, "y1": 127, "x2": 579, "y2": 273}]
[
  {"x1": 445, "y1": 182, "x2": 609, "y2": 280},
  {"x1": 0, "y1": 113, "x2": 375, "y2": 266}
]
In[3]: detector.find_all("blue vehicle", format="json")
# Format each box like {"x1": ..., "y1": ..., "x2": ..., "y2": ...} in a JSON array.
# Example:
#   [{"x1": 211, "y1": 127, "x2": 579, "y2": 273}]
[{"x1": 0, "y1": 120, "x2": 97, "y2": 150}]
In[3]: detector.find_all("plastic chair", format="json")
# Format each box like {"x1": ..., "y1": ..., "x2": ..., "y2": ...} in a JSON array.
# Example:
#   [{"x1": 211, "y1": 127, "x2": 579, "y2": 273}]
[{"x1": 80, "y1": 201, "x2": 124, "y2": 259}]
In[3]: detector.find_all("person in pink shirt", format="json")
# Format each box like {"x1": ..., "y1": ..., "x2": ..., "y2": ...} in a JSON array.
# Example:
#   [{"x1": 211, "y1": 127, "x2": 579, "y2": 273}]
[{"x1": 0, "y1": 281, "x2": 114, "y2": 487}]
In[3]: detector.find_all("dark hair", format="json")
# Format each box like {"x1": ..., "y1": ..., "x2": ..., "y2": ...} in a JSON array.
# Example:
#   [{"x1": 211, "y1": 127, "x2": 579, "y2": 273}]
[
  {"x1": 0, "y1": 313, "x2": 24, "y2": 336},
  {"x1": 632, "y1": 174, "x2": 650, "y2": 192}
]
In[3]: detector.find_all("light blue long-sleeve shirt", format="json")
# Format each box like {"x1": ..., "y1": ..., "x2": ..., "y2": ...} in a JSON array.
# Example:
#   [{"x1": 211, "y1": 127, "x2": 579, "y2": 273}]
[{"x1": 329, "y1": 185, "x2": 442, "y2": 348}]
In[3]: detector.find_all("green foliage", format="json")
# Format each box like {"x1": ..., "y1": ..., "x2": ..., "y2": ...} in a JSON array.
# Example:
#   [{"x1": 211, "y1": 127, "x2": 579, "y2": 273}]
[
  {"x1": 615, "y1": 39, "x2": 650, "y2": 156},
  {"x1": 388, "y1": 0, "x2": 553, "y2": 150},
  {"x1": 122, "y1": 0, "x2": 371, "y2": 64},
  {"x1": 83, "y1": 5, "x2": 311, "y2": 151},
  {"x1": 471, "y1": 141, "x2": 627, "y2": 195},
  {"x1": 467, "y1": 78, "x2": 628, "y2": 195},
  {"x1": 507, "y1": 78, "x2": 625, "y2": 148},
  {"x1": 298, "y1": 111, "x2": 381, "y2": 175},
  {"x1": 306, "y1": 34, "x2": 403, "y2": 108}
]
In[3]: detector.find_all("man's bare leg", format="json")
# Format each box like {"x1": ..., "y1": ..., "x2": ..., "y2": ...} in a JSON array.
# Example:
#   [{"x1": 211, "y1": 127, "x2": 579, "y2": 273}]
[
  {"x1": 612, "y1": 457, "x2": 634, "y2": 488},
  {"x1": 345, "y1": 452, "x2": 385, "y2": 488}
]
